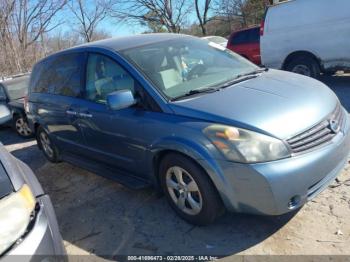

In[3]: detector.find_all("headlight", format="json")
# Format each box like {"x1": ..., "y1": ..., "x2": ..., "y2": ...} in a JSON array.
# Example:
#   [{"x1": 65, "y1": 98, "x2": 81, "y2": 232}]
[
  {"x1": 0, "y1": 184, "x2": 36, "y2": 254},
  {"x1": 204, "y1": 124, "x2": 290, "y2": 163}
]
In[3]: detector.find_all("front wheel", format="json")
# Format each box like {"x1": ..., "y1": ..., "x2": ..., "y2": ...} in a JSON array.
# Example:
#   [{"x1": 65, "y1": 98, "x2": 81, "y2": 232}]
[
  {"x1": 13, "y1": 115, "x2": 32, "y2": 138},
  {"x1": 159, "y1": 153, "x2": 224, "y2": 225}
]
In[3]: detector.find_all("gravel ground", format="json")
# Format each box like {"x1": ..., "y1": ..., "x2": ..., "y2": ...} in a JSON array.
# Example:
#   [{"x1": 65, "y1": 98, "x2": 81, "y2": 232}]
[{"x1": 1, "y1": 75, "x2": 350, "y2": 260}]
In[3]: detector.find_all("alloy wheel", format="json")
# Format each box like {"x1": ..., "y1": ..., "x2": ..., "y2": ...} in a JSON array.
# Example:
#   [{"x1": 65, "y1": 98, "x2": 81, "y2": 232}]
[
  {"x1": 40, "y1": 132, "x2": 54, "y2": 158},
  {"x1": 15, "y1": 118, "x2": 32, "y2": 137},
  {"x1": 166, "y1": 166, "x2": 203, "y2": 215}
]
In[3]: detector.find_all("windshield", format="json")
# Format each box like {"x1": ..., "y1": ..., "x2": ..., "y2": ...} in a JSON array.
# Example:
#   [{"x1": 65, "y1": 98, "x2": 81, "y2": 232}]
[
  {"x1": 4, "y1": 77, "x2": 29, "y2": 100},
  {"x1": 121, "y1": 37, "x2": 258, "y2": 100}
]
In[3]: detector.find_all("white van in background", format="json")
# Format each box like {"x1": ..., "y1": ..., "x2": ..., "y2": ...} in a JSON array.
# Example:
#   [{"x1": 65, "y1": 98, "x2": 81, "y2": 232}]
[{"x1": 260, "y1": 0, "x2": 350, "y2": 78}]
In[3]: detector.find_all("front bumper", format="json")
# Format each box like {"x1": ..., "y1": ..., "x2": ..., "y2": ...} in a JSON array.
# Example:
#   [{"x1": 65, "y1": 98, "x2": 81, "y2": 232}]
[
  {"x1": 214, "y1": 114, "x2": 350, "y2": 215},
  {"x1": 5, "y1": 194, "x2": 66, "y2": 259}
]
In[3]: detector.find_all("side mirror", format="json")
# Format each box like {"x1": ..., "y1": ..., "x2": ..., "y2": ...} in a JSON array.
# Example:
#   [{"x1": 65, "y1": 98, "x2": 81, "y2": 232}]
[
  {"x1": 0, "y1": 105, "x2": 11, "y2": 125},
  {"x1": 107, "y1": 90, "x2": 136, "y2": 111}
]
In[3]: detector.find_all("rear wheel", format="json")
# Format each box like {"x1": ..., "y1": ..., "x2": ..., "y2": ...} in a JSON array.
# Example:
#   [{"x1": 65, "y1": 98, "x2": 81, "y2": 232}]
[
  {"x1": 13, "y1": 115, "x2": 32, "y2": 138},
  {"x1": 159, "y1": 153, "x2": 224, "y2": 225},
  {"x1": 285, "y1": 55, "x2": 321, "y2": 78},
  {"x1": 36, "y1": 126, "x2": 60, "y2": 163}
]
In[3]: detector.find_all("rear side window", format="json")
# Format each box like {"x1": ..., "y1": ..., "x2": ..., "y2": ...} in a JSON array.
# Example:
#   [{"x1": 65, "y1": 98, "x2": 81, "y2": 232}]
[
  {"x1": 30, "y1": 53, "x2": 84, "y2": 97},
  {"x1": 231, "y1": 31, "x2": 249, "y2": 45},
  {"x1": 249, "y1": 28, "x2": 260, "y2": 43},
  {"x1": 231, "y1": 28, "x2": 260, "y2": 45}
]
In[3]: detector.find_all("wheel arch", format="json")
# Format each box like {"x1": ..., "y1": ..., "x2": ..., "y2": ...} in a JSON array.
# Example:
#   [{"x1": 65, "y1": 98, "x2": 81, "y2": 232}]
[
  {"x1": 33, "y1": 122, "x2": 43, "y2": 149},
  {"x1": 149, "y1": 137, "x2": 230, "y2": 207},
  {"x1": 11, "y1": 108, "x2": 24, "y2": 118},
  {"x1": 282, "y1": 50, "x2": 323, "y2": 71}
]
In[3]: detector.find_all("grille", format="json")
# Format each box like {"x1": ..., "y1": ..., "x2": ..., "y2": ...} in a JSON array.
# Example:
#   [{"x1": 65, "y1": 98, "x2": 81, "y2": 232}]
[{"x1": 287, "y1": 104, "x2": 345, "y2": 154}]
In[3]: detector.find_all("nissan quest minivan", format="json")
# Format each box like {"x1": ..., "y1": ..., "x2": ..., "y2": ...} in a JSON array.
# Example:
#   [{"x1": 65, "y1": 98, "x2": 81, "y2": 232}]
[{"x1": 26, "y1": 34, "x2": 350, "y2": 225}]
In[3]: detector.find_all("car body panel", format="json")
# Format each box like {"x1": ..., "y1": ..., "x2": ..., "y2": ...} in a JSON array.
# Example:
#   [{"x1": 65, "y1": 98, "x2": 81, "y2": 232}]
[
  {"x1": 0, "y1": 104, "x2": 12, "y2": 125},
  {"x1": 261, "y1": 0, "x2": 350, "y2": 71},
  {"x1": 0, "y1": 159, "x2": 13, "y2": 199},
  {"x1": 169, "y1": 69, "x2": 338, "y2": 139},
  {"x1": 0, "y1": 76, "x2": 29, "y2": 126},
  {"x1": 216, "y1": 113, "x2": 350, "y2": 214},
  {"x1": 27, "y1": 34, "x2": 350, "y2": 217},
  {"x1": 7, "y1": 195, "x2": 66, "y2": 256},
  {"x1": 227, "y1": 27, "x2": 261, "y2": 65},
  {"x1": 0, "y1": 144, "x2": 64, "y2": 256}
]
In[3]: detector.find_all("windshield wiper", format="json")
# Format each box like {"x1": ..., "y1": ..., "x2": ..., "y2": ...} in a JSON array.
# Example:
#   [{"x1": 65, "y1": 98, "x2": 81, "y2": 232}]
[
  {"x1": 236, "y1": 67, "x2": 268, "y2": 79},
  {"x1": 211, "y1": 68, "x2": 269, "y2": 90},
  {"x1": 171, "y1": 87, "x2": 218, "y2": 101}
]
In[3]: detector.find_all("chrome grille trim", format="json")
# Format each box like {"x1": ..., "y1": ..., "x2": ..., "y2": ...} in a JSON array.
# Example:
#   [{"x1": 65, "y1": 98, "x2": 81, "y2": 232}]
[{"x1": 287, "y1": 104, "x2": 344, "y2": 154}]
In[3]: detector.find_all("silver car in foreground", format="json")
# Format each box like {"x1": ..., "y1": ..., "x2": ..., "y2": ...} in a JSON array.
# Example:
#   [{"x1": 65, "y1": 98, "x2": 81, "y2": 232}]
[{"x1": 0, "y1": 143, "x2": 65, "y2": 257}]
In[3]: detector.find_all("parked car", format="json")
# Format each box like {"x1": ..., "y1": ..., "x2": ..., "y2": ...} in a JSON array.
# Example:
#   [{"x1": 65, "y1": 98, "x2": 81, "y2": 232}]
[
  {"x1": 0, "y1": 142, "x2": 65, "y2": 256},
  {"x1": 0, "y1": 105, "x2": 11, "y2": 125},
  {"x1": 227, "y1": 26, "x2": 261, "y2": 65},
  {"x1": 27, "y1": 34, "x2": 350, "y2": 225},
  {"x1": 260, "y1": 0, "x2": 350, "y2": 78},
  {"x1": 0, "y1": 75, "x2": 33, "y2": 137},
  {"x1": 202, "y1": 36, "x2": 228, "y2": 47}
]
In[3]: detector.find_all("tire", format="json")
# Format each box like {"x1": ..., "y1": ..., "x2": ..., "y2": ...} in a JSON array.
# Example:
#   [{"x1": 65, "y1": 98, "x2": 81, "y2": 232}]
[
  {"x1": 285, "y1": 55, "x2": 321, "y2": 78},
  {"x1": 159, "y1": 153, "x2": 224, "y2": 225},
  {"x1": 13, "y1": 114, "x2": 33, "y2": 138},
  {"x1": 36, "y1": 126, "x2": 60, "y2": 163}
]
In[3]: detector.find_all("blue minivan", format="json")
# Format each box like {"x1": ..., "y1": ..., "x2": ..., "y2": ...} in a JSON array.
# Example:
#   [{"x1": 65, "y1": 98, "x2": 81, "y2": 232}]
[{"x1": 27, "y1": 34, "x2": 350, "y2": 225}]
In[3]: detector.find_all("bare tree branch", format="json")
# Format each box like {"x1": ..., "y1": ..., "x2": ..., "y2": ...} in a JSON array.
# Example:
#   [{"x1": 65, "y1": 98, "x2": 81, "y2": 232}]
[
  {"x1": 111, "y1": 0, "x2": 191, "y2": 33},
  {"x1": 68, "y1": 0, "x2": 112, "y2": 42}
]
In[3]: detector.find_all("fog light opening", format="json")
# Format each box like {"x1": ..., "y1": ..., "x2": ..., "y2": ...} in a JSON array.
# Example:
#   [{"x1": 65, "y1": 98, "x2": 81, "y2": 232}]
[{"x1": 288, "y1": 195, "x2": 301, "y2": 209}]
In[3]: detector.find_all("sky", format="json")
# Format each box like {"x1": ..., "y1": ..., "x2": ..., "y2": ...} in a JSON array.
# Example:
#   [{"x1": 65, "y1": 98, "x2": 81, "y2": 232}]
[
  {"x1": 53, "y1": 2, "x2": 200, "y2": 38},
  {"x1": 98, "y1": 18, "x2": 146, "y2": 36}
]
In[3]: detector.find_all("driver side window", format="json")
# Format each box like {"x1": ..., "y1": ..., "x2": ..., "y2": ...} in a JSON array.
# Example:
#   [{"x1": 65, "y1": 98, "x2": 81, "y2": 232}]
[{"x1": 85, "y1": 53, "x2": 135, "y2": 104}]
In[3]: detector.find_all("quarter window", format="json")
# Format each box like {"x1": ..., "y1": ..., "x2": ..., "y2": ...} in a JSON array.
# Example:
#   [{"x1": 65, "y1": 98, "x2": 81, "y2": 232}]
[
  {"x1": 249, "y1": 28, "x2": 260, "y2": 43},
  {"x1": 231, "y1": 31, "x2": 249, "y2": 45},
  {"x1": 85, "y1": 54, "x2": 135, "y2": 103},
  {"x1": 32, "y1": 53, "x2": 83, "y2": 97},
  {"x1": 231, "y1": 28, "x2": 260, "y2": 45}
]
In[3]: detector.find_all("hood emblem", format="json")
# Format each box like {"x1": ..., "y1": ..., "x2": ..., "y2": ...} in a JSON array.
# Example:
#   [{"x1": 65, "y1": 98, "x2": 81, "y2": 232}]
[{"x1": 329, "y1": 119, "x2": 340, "y2": 133}]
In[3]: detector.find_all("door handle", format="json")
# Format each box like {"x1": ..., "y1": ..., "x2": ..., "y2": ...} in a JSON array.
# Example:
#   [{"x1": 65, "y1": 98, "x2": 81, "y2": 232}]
[
  {"x1": 66, "y1": 110, "x2": 78, "y2": 116},
  {"x1": 79, "y1": 112, "x2": 93, "y2": 118}
]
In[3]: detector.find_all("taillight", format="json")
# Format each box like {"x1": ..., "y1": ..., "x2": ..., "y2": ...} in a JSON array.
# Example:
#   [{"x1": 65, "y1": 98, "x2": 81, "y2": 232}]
[
  {"x1": 260, "y1": 20, "x2": 265, "y2": 36},
  {"x1": 24, "y1": 95, "x2": 29, "y2": 113}
]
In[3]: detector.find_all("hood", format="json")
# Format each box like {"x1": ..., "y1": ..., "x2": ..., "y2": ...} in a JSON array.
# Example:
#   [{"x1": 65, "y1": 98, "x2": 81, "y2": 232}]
[
  {"x1": 0, "y1": 144, "x2": 43, "y2": 198},
  {"x1": 169, "y1": 69, "x2": 338, "y2": 139}
]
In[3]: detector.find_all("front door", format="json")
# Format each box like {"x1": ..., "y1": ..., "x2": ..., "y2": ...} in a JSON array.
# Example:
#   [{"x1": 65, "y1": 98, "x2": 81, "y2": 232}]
[{"x1": 78, "y1": 53, "x2": 156, "y2": 175}]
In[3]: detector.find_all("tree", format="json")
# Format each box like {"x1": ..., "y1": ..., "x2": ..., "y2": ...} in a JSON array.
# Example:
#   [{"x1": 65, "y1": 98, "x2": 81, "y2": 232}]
[
  {"x1": 68, "y1": 0, "x2": 112, "y2": 42},
  {"x1": 113, "y1": 0, "x2": 192, "y2": 33},
  {"x1": 214, "y1": 0, "x2": 268, "y2": 29},
  {"x1": 140, "y1": 11, "x2": 168, "y2": 33},
  {"x1": 0, "y1": 0, "x2": 66, "y2": 74},
  {"x1": 194, "y1": 0, "x2": 212, "y2": 36}
]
